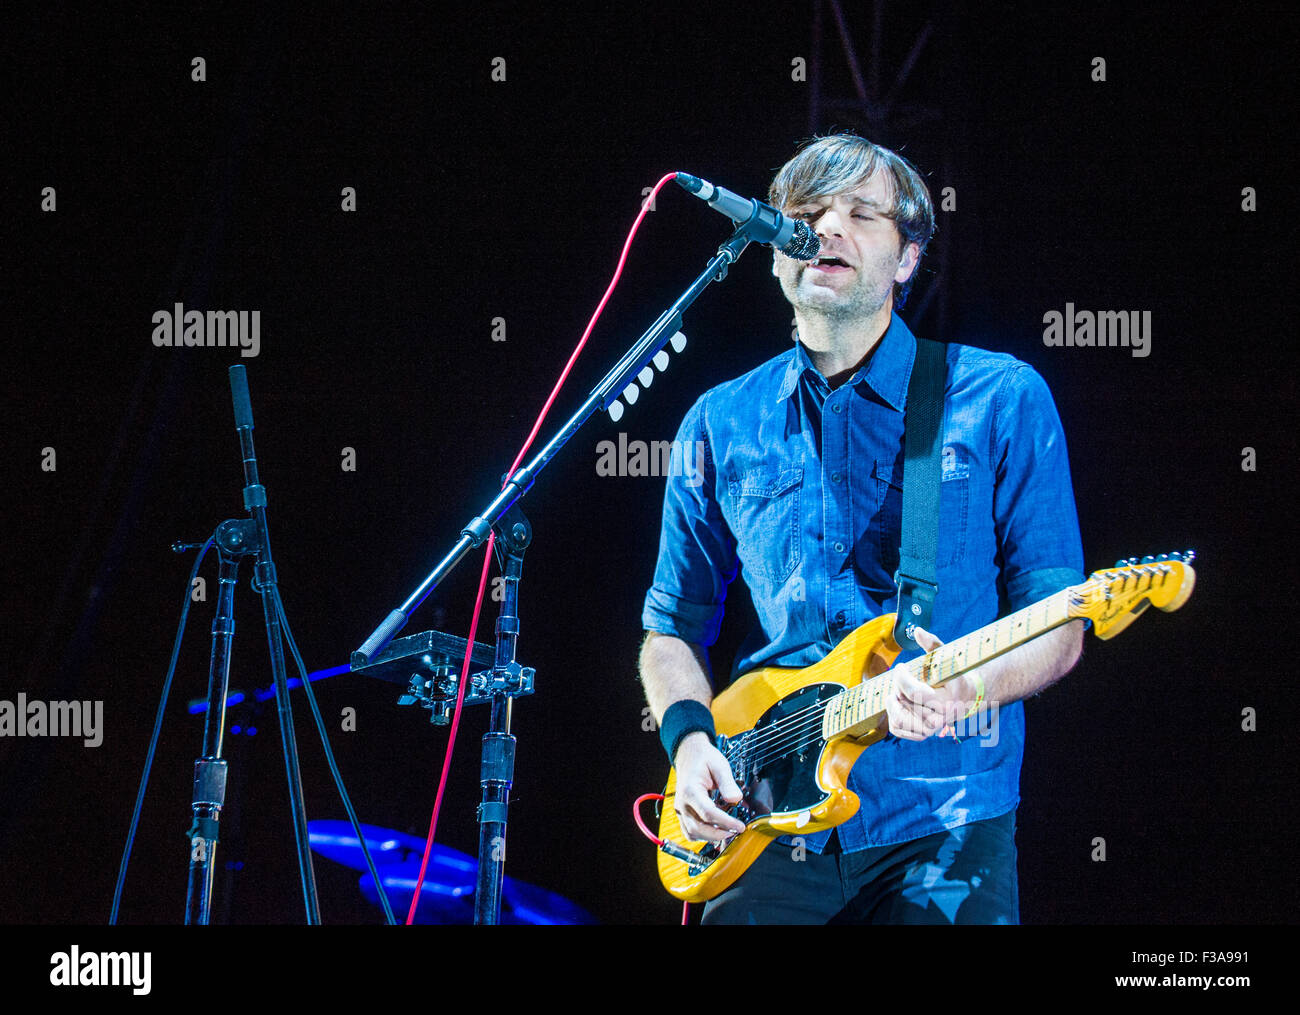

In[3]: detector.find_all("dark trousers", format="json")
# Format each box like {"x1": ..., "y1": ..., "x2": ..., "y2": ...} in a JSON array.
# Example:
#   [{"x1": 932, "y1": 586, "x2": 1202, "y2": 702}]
[{"x1": 700, "y1": 809, "x2": 1020, "y2": 925}]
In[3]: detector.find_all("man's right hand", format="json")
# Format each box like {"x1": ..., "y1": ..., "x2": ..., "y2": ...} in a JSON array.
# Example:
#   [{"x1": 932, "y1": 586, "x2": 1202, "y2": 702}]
[{"x1": 672, "y1": 731, "x2": 747, "y2": 842}]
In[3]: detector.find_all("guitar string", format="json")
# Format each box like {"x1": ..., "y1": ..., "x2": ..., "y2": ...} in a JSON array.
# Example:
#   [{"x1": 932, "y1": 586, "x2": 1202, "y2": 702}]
[
  {"x1": 733, "y1": 614, "x2": 1020, "y2": 764},
  {"x1": 729, "y1": 651, "x2": 979, "y2": 773},
  {"x1": 733, "y1": 669, "x2": 907, "y2": 770},
  {"x1": 718, "y1": 585, "x2": 1134, "y2": 794},
  {"x1": 734, "y1": 592, "x2": 1081, "y2": 770},
  {"x1": 734, "y1": 642, "x2": 963, "y2": 762},
  {"x1": 739, "y1": 624, "x2": 1046, "y2": 768},
  {"x1": 728, "y1": 622, "x2": 1033, "y2": 771},
  {"x1": 738, "y1": 669, "x2": 919, "y2": 770},
  {"x1": 732, "y1": 653, "x2": 950, "y2": 766}
]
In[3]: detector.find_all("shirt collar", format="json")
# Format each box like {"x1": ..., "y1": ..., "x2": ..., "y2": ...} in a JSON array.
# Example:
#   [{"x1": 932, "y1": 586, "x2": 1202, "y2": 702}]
[{"x1": 776, "y1": 312, "x2": 916, "y2": 411}]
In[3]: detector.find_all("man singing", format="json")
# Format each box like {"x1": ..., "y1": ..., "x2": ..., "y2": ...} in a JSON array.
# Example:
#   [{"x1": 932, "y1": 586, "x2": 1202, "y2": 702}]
[{"x1": 639, "y1": 134, "x2": 1085, "y2": 924}]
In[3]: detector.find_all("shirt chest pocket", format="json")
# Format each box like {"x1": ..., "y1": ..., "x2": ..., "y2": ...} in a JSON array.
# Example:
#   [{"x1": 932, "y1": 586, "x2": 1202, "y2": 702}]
[
  {"x1": 868, "y1": 452, "x2": 970, "y2": 576},
  {"x1": 725, "y1": 465, "x2": 803, "y2": 584}
]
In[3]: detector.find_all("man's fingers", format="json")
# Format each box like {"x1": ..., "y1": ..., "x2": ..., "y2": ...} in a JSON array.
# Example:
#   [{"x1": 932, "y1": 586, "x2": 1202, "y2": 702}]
[
  {"x1": 911, "y1": 626, "x2": 944, "y2": 652},
  {"x1": 678, "y1": 767, "x2": 746, "y2": 835},
  {"x1": 680, "y1": 814, "x2": 737, "y2": 843},
  {"x1": 889, "y1": 703, "x2": 941, "y2": 740},
  {"x1": 678, "y1": 790, "x2": 744, "y2": 839},
  {"x1": 887, "y1": 679, "x2": 948, "y2": 740},
  {"x1": 894, "y1": 667, "x2": 942, "y2": 711},
  {"x1": 708, "y1": 755, "x2": 744, "y2": 804}
]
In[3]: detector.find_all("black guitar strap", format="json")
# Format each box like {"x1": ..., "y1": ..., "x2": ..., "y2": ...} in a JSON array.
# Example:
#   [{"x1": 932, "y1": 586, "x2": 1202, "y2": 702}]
[{"x1": 892, "y1": 335, "x2": 947, "y2": 653}]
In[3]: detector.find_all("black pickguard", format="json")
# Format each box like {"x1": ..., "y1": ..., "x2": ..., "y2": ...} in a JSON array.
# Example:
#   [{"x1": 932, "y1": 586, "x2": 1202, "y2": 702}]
[
  {"x1": 684, "y1": 682, "x2": 844, "y2": 878},
  {"x1": 721, "y1": 682, "x2": 842, "y2": 824}
]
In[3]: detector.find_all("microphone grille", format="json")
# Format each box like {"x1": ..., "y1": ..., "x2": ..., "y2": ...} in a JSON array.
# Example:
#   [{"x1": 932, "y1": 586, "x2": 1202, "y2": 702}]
[{"x1": 781, "y1": 220, "x2": 821, "y2": 260}]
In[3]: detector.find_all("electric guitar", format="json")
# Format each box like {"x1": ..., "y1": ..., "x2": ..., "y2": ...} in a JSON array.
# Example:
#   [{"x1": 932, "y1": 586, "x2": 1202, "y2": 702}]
[{"x1": 655, "y1": 552, "x2": 1196, "y2": 902}]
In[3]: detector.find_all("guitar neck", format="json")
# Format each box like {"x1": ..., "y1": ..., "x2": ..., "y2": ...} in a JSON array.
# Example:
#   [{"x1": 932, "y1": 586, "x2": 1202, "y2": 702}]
[{"x1": 822, "y1": 586, "x2": 1077, "y2": 741}]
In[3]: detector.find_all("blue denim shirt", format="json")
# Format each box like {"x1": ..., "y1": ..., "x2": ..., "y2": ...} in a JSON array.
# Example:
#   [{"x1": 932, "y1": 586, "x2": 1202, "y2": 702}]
[{"x1": 642, "y1": 313, "x2": 1084, "y2": 851}]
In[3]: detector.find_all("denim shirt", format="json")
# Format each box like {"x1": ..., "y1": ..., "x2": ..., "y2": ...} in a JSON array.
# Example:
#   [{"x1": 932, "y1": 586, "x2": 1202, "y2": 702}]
[{"x1": 642, "y1": 313, "x2": 1084, "y2": 851}]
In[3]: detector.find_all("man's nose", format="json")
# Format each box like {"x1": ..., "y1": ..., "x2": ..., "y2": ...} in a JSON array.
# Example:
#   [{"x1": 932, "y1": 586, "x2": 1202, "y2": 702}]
[{"x1": 815, "y1": 207, "x2": 846, "y2": 237}]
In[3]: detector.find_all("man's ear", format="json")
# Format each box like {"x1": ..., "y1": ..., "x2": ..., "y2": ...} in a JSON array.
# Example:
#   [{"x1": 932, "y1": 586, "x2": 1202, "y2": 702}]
[{"x1": 894, "y1": 242, "x2": 921, "y2": 284}]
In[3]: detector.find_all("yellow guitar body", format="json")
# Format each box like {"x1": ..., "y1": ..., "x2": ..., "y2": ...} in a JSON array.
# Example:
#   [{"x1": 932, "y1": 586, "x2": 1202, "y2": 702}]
[{"x1": 656, "y1": 613, "x2": 900, "y2": 903}]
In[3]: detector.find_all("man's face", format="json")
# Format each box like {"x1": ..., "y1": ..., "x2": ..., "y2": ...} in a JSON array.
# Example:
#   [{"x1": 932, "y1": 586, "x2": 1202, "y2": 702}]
[{"x1": 773, "y1": 169, "x2": 918, "y2": 321}]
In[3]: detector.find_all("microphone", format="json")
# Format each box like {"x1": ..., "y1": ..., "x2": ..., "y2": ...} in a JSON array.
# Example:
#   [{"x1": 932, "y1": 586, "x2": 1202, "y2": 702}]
[{"x1": 675, "y1": 172, "x2": 820, "y2": 260}]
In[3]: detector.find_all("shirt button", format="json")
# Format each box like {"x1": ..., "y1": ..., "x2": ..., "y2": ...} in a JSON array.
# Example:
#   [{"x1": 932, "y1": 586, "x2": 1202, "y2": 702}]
[
  {"x1": 833, "y1": 541, "x2": 845, "y2": 553},
  {"x1": 831, "y1": 471, "x2": 842, "y2": 483},
  {"x1": 833, "y1": 610, "x2": 847, "y2": 627},
  {"x1": 832, "y1": 403, "x2": 843, "y2": 413}
]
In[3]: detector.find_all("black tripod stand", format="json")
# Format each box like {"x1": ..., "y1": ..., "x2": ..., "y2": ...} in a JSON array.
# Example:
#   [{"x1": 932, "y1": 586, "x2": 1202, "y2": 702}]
[{"x1": 184, "y1": 365, "x2": 319, "y2": 924}]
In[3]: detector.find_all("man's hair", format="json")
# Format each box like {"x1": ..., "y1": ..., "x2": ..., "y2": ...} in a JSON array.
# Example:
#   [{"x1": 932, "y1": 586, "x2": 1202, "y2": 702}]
[{"x1": 769, "y1": 133, "x2": 936, "y2": 307}]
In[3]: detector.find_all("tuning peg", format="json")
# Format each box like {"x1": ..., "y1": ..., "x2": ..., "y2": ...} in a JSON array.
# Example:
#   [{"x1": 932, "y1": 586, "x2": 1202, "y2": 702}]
[
  {"x1": 1156, "y1": 553, "x2": 1168, "y2": 561},
  {"x1": 622, "y1": 382, "x2": 639, "y2": 404},
  {"x1": 638, "y1": 366, "x2": 655, "y2": 387},
  {"x1": 1140, "y1": 555, "x2": 1154, "y2": 563},
  {"x1": 1183, "y1": 549, "x2": 1196, "y2": 563},
  {"x1": 608, "y1": 400, "x2": 624, "y2": 422},
  {"x1": 670, "y1": 331, "x2": 687, "y2": 353},
  {"x1": 653, "y1": 350, "x2": 670, "y2": 371}
]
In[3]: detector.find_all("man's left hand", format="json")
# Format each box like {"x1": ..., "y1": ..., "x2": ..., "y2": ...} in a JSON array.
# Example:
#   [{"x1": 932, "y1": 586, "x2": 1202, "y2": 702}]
[{"x1": 885, "y1": 626, "x2": 985, "y2": 742}]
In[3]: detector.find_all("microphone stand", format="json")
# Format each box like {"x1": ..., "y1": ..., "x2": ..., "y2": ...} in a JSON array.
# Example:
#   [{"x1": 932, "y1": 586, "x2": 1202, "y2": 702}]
[
  {"x1": 184, "y1": 365, "x2": 320, "y2": 924},
  {"x1": 350, "y1": 210, "x2": 780, "y2": 926},
  {"x1": 473, "y1": 504, "x2": 530, "y2": 925},
  {"x1": 354, "y1": 218, "x2": 765, "y2": 667}
]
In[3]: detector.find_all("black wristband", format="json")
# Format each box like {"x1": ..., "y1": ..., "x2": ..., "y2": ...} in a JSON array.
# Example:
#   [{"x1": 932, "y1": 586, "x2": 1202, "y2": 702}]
[{"x1": 659, "y1": 699, "x2": 716, "y2": 764}]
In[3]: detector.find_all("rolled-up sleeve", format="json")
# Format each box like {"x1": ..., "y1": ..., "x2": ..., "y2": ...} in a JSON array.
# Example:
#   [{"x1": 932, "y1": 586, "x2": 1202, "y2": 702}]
[
  {"x1": 991, "y1": 365, "x2": 1085, "y2": 612},
  {"x1": 641, "y1": 393, "x2": 739, "y2": 646}
]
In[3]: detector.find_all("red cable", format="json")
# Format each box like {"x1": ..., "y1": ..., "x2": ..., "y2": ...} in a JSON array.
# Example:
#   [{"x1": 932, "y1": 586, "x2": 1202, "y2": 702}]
[
  {"x1": 633, "y1": 792, "x2": 666, "y2": 846},
  {"x1": 405, "y1": 172, "x2": 680, "y2": 924},
  {"x1": 633, "y1": 793, "x2": 691, "y2": 926},
  {"x1": 404, "y1": 528, "x2": 496, "y2": 925},
  {"x1": 504, "y1": 172, "x2": 679, "y2": 475}
]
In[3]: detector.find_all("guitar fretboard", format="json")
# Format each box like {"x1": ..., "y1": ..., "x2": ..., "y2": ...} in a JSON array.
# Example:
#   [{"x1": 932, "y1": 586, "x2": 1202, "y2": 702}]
[{"x1": 821, "y1": 586, "x2": 1077, "y2": 740}]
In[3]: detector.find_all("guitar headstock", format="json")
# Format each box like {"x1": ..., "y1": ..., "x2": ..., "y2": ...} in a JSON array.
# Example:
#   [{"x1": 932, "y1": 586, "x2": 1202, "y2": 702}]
[{"x1": 1068, "y1": 551, "x2": 1197, "y2": 640}]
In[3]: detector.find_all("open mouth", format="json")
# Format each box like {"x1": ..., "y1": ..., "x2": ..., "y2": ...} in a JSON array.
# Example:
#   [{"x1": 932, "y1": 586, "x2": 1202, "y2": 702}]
[{"x1": 809, "y1": 255, "x2": 851, "y2": 271}]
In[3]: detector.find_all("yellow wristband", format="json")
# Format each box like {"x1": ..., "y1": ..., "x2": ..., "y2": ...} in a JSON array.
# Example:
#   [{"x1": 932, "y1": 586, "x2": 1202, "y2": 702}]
[{"x1": 961, "y1": 672, "x2": 986, "y2": 720}]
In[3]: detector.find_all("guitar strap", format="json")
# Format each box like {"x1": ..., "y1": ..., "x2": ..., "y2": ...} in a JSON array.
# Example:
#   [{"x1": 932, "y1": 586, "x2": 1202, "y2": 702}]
[{"x1": 892, "y1": 334, "x2": 947, "y2": 653}]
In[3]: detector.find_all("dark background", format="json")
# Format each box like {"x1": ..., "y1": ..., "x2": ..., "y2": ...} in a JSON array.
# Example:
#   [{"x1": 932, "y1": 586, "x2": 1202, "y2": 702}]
[{"x1": 3, "y1": 1, "x2": 1295, "y2": 930}]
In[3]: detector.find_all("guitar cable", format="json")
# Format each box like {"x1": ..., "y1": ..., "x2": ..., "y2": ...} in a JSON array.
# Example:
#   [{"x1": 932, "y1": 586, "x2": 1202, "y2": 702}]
[
  {"x1": 404, "y1": 172, "x2": 682, "y2": 923},
  {"x1": 634, "y1": 792, "x2": 695, "y2": 926}
]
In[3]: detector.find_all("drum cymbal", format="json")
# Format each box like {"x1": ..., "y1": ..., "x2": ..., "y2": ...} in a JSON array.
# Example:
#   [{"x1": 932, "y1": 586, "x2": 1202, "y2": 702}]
[
  {"x1": 308, "y1": 820, "x2": 443, "y2": 871},
  {"x1": 359, "y1": 863, "x2": 596, "y2": 924}
]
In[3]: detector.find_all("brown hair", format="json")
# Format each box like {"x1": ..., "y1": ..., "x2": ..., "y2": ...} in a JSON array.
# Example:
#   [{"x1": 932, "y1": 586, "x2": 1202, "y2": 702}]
[{"x1": 769, "y1": 134, "x2": 936, "y2": 306}]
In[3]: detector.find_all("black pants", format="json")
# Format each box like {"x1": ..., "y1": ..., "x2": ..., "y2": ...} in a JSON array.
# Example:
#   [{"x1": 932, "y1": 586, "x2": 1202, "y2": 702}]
[{"x1": 701, "y1": 809, "x2": 1020, "y2": 925}]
